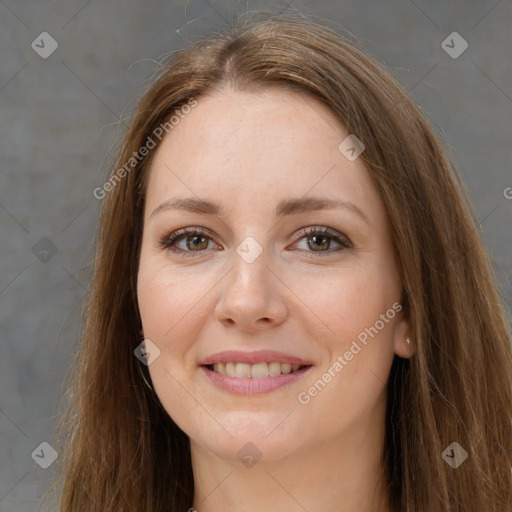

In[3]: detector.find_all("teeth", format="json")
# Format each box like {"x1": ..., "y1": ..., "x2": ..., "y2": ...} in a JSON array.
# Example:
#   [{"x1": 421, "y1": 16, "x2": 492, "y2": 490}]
[
  {"x1": 281, "y1": 363, "x2": 292, "y2": 374},
  {"x1": 213, "y1": 362, "x2": 226, "y2": 375},
  {"x1": 225, "y1": 362, "x2": 236, "y2": 377},
  {"x1": 268, "y1": 362, "x2": 281, "y2": 377},
  {"x1": 235, "y1": 363, "x2": 251, "y2": 378},
  {"x1": 251, "y1": 362, "x2": 268, "y2": 378},
  {"x1": 211, "y1": 361, "x2": 305, "y2": 377}
]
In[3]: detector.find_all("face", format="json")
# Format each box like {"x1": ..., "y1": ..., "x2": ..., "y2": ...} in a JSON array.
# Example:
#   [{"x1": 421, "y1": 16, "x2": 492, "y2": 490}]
[{"x1": 136, "y1": 86, "x2": 410, "y2": 464}]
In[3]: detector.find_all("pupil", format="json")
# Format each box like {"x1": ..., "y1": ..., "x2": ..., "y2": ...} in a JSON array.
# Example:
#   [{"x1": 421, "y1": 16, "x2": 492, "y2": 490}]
[
  {"x1": 188, "y1": 235, "x2": 207, "y2": 250},
  {"x1": 309, "y1": 235, "x2": 329, "y2": 251}
]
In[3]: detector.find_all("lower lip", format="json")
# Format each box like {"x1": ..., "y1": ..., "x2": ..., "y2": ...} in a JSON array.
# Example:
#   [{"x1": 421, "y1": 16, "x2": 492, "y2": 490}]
[{"x1": 200, "y1": 365, "x2": 313, "y2": 395}]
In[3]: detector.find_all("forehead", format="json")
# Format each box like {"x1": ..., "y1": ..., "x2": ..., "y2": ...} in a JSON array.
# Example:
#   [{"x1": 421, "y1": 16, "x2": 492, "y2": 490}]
[{"x1": 145, "y1": 87, "x2": 383, "y2": 224}]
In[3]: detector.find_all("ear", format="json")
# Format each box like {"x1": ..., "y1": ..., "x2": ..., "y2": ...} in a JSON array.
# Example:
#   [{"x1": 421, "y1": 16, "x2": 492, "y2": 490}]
[{"x1": 392, "y1": 316, "x2": 415, "y2": 359}]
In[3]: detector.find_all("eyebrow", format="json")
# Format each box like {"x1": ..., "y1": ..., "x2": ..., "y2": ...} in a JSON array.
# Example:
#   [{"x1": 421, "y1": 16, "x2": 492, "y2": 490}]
[{"x1": 150, "y1": 196, "x2": 370, "y2": 225}]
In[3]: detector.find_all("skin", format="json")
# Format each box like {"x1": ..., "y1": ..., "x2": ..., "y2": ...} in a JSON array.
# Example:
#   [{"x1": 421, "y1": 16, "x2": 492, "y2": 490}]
[{"x1": 136, "y1": 86, "x2": 413, "y2": 512}]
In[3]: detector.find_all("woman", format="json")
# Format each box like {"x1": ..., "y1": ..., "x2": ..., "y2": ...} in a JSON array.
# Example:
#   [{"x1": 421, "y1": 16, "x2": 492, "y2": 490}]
[{"x1": 51, "y1": 13, "x2": 512, "y2": 512}]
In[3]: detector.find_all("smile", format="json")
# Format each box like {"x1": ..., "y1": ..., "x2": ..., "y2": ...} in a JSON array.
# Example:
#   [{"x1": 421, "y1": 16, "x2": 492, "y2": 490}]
[
  {"x1": 207, "y1": 362, "x2": 307, "y2": 378},
  {"x1": 199, "y1": 350, "x2": 314, "y2": 394},
  {"x1": 200, "y1": 364, "x2": 313, "y2": 395}
]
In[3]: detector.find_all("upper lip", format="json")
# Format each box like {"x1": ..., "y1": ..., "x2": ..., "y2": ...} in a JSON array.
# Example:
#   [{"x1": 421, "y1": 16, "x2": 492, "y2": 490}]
[{"x1": 199, "y1": 350, "x2": 314, "y2": 366}]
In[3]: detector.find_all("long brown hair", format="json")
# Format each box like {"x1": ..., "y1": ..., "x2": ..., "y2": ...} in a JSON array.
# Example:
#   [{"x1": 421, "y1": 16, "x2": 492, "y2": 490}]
[{"x1": 49, "y1": 13, "x2": 512, "y2": 511}]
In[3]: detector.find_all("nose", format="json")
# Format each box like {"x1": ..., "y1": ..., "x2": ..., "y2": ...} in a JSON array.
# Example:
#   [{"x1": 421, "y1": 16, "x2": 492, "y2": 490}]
[{"x1": 214, "y1": 246, "x2": 288, "y2": 332}]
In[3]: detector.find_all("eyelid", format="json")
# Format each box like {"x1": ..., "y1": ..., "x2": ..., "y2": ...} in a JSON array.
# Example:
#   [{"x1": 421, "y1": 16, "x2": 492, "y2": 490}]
[
  {"x1": 292, "y1": 226, "x2": 351, "y2": 246},
  {"x1": 288, "y1": 226, "x2": 352, "y2": 256},
  {"x1": 157, "y1": 226, "x2": 219, "y2": 252}
]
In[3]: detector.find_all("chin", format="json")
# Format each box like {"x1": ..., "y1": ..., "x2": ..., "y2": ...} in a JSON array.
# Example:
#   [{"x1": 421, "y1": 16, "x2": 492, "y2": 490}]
[{"x1": 186, "y1": 410, "x2": 311, "y2": 464}]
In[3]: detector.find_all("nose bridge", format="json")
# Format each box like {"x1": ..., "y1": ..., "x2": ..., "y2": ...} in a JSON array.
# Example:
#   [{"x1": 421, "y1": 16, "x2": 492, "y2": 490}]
[
  {"x1": 228, "y1": 234, "x2": 271, "y2": 296},
  {"x1": 215, "y1": 233, "x2": 287, "y2": 328}
]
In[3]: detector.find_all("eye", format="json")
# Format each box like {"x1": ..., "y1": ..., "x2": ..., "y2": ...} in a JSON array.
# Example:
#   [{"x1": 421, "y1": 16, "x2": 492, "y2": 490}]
[
  {"x1": 158, "y1": 226, "x2": 351, "y2": 258},
  {"x1": 291, "y1": 226, "x2": 351, "y2": 256},
  {"x1": 158, "y1": 227, "x2": 220, "y2": 257}
]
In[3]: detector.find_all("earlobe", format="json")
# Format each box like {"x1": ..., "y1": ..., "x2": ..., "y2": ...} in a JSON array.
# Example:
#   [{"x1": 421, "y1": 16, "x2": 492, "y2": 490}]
[{"x1": 393, "y1": 320, "x2": 415, "y2": 359}]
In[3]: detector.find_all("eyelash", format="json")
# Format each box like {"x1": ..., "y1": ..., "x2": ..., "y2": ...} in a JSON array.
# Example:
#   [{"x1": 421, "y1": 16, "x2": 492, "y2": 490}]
[{"x1": 157, "y1": 226, "x2": 352, "y2": 258}]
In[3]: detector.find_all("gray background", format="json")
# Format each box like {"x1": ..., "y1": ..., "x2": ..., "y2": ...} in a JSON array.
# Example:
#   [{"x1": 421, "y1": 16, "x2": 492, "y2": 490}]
[{"x1": 1, "y1": 1, "x2": 511, "y2": 510}]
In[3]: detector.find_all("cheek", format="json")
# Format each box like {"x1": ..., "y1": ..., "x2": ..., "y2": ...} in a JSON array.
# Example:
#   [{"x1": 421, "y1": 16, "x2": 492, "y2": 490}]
[
  {"x1": 293, "y1": 266, "x2": 397, "y2": 425},
  {"x1": 297, "y1": 262, "x2": 397, "y2": 347},
  {"x1": 137, "y1": 260, "x2": 210, "y2": 358},
  {"x1": 137, "y1": 258, "x2": 240, "y2": 439}
]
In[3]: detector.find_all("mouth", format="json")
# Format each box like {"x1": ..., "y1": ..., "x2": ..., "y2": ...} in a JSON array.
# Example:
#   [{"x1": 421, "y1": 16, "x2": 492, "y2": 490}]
[
  {"x1": 198, "y1": 350, "x2": 314, "y2": 395},
  {"x1": 203, "y1": 361, "x2": 310, "y2": 378}
]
